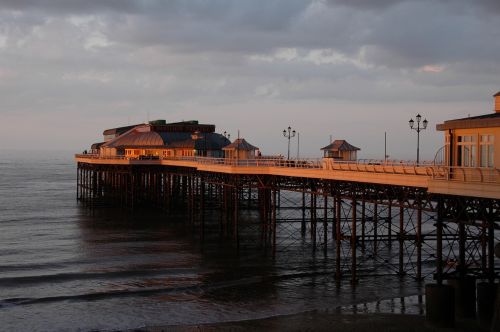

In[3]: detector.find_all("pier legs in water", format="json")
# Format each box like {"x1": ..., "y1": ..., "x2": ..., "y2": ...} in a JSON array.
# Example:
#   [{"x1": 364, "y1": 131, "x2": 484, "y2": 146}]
[{"x1": 76, "y1": 163, "x2": 499, "y2": 303}]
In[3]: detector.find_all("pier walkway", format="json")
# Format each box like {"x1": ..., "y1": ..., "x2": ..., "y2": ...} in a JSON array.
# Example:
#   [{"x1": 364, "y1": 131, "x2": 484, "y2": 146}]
[{"x1": 75, "y1": 154, "x2": 500, "y2": 200}]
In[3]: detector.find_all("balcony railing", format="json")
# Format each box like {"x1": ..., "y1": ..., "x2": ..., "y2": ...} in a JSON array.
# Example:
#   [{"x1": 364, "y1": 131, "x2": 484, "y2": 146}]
[{"x1": 431, "y1": 166, "x2": 500, "y2": 184}]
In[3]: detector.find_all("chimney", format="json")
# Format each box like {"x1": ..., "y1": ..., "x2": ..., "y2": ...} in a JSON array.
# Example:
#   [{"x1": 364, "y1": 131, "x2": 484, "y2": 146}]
[{"x1": 495, "y1": 91, "x2": 500, "y2": 113}]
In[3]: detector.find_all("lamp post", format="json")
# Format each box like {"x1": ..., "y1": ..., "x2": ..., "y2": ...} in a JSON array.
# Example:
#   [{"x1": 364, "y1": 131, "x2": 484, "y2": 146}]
[
  {"x1": 409, "y1": 114, "x2": 428, "y2": 164},
  {"x1": 296, "y1": 132, "x2": 300, "y2": 159},
  {"x1": 222, "y1": 131, "x2": 231, "y2": 159},
  {"x1": 283, "y1": 126, "x2": 296, "y2": 160}
]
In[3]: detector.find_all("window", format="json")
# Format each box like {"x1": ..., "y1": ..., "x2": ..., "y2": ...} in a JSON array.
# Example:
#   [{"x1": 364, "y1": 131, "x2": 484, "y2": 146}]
[
  {"x1": 480, "y1": 135, "x2": 494, "y2": 168},
  {"x1": 457, "y1": 135, "x2": 476, "y2": 167}
]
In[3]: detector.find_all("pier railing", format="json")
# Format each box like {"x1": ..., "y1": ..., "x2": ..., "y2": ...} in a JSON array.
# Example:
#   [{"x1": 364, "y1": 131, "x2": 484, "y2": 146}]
[
  {"x1": 75, "y1": 154, "x2": 499, "y2": 184},
  {"x1": 196, "y1": 157, "x2": 323, "y2": 169},
  {"x1": 431, "y1": 166, "x2": 500, "y2": 184}
]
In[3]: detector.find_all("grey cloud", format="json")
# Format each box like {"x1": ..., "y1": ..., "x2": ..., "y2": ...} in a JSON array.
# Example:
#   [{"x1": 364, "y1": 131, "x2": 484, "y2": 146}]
[
  {"x1": 103, "y1": 0, "x2": 500, "y2": 71},
  {"x1": 0, "y1": 0, "x2": 498, "y2": 155},
  {"x1": 0, "y1": 0, "x2": 309, "y2": 27},
  {"x1": 325, "y1": 0, "x2": 404, "y2": 10},
  {"x1": 3, "y1": 0, "x2": 498, "y2": 69},
  {"x1": 326, "y1": 0, "x2": 500, "y2": 14},
  {"x1": 317, "y1": 0, "x2": 500, "y2": 68},
  {"x1": 446, "y1": 0, "x2": 500, "y2": 14},
  {"x1": 0, "y1": 0, "x2": 140, "y2": 14}
]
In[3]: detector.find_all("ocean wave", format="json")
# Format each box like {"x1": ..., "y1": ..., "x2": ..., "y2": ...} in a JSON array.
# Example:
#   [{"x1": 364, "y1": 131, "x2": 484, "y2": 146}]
[
  {"x1": 0, "y1": 268, "x2": 199, "y2": 287},
  {"x1": 0, "y1": 271, "x2": 334, "y2": 308}
]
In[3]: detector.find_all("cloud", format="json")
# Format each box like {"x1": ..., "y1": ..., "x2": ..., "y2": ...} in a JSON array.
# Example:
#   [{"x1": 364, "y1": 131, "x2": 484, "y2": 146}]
[
  {"x1": 0, "y1": 0, "x2": 498, "y2": 157},
  {"x1": 325, "y1": 0, "x2": 404, "y2": 10},
  {"x1": 326, "y1": 0, "x2": 500, "y2": 14},
  {"x1": 0, "y1": 0, "x2": 140, "y2": 14},
  {"x1": 419, "y1": 65, "x2": 444, "y2": 73}
]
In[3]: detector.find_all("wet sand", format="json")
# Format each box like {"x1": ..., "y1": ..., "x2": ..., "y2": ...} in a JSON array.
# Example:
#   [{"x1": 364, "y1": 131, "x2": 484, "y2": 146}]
[{"x1": 136, "y1": 311, "x2": 484, "y2": 332}]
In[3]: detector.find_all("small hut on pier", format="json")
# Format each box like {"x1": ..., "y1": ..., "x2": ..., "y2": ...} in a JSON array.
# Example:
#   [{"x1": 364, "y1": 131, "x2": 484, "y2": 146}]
[
  {"x1": 223, "y1": 138, "x2": 259, "y2": 160},
  {"x1": 321, "y1": 140, "x2": 360, "y2": 161}
]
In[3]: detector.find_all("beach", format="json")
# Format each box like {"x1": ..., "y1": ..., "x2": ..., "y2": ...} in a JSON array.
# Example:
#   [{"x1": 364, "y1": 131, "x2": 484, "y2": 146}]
[{"x1": 140, "y1": 311, "x2": 483, "y2": 332}]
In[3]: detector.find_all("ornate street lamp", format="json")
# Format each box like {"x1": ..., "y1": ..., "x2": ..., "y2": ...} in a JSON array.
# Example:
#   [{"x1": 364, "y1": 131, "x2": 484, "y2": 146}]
[
  {"x1": 283, "y1": 126, "x2": 296, "y2": 160},
  {"x1": 409, "y1": 114, "x2": 428, "y2": 164}
]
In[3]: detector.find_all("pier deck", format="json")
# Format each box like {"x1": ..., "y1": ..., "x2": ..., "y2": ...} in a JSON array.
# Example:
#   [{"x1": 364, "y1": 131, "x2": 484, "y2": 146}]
[{"x1": 75, "y1": 154, "x2": 500, "y2": 199}]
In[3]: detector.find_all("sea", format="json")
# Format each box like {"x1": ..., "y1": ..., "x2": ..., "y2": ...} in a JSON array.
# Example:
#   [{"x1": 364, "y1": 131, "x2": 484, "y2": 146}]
[{"x1": 0, "y1": 150, "x2": 425, "y2": 331}]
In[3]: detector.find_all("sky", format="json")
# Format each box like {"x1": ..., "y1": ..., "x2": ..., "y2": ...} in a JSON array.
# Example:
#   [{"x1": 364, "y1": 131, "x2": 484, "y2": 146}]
[{"x1": 0, "y1": 0, "x2": 499, "y2": 160}]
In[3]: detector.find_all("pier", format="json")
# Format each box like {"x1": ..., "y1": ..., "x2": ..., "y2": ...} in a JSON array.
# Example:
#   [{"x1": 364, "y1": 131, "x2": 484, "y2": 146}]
[
  {"x1": 75, "y1": 155, "x2": 499, "y2": 284},
  {"x1": 75, "y1": 92, "x2": 500, "y2": 327}
]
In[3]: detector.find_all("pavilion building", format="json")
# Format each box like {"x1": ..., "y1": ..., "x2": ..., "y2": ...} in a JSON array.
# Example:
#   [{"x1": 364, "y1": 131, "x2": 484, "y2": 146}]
[
  {"x1": 436, "y1": 92, "x2": 500, "y2": 168},
  {"x1": 93, "y1": 120, "x2": 230, "y2": 158}
]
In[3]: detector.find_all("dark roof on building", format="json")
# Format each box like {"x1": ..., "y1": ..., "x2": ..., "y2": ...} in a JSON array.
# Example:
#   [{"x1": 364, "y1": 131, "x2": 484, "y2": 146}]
[
  {"x1": 494, "y1": 91, "x2": 500, "y2": 97},
  {"x1": 165, "y1": 134, "x2": 230, "y2": 150},
  {"x1": 195, "y1": 134, "x2": 230, "y2": 150},
  {"x1": 102, "y1": 120, "x2": 216, "y2": 136},
  {"x1": 101, "y1": 125, "x2": 230, "y2": 150},
  {"x1": 321, "y1": 140, "x2": 360, "y2": 152},
  {"x1": 436, "y1": 112, "x2": 500, "y2": 130},
  {"x1": 222, "y1": 138, "x2": 259, "y2": 151},
  {"x1": 152, "y1": 123, "x2": 215, "y2": 133},
  {"x1": 166, "y1": 120, "x2": 199, "y2": 125},
  {"x1": 103, "y1": 124, "x2": 141, "y2": 136}
]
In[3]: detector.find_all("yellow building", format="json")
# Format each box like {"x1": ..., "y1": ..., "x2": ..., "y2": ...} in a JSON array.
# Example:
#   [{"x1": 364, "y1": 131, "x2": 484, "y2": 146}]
[{"x1": 436, "y1": 92, "x2": 500, "y2": 168}]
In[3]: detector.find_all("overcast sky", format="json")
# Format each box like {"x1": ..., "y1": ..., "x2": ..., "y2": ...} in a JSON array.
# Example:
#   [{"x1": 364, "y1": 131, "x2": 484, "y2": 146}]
[{"x1": 1, "y1": 0, "x2": 499, "y2": 159}]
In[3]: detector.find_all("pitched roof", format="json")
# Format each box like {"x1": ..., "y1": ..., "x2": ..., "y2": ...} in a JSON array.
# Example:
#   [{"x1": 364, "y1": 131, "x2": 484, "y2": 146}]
[
  {"x1": 494, "y1": 91, "x2": 500, "y2": 97},
  {"x1": 222, "y1": 138, "x2": 259, "y2": 151},
  {"x1": 103, "y1": 124, "x2": 141, "y2": 136},
  {"x1": 321, "y1": 140, "x2": 360, "y2": 151},
  {"x1": 194, "y1": 133, "x2": 230, "y2": 150},
  {"x1": 103, "y1": 128, "x2": 164, "y2": 148}
]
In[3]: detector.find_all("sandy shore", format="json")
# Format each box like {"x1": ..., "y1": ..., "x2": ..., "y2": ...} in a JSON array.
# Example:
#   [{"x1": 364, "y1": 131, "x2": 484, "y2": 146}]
[{"x1": 135, "y1": 311, "x2": 485, "y2": 332}]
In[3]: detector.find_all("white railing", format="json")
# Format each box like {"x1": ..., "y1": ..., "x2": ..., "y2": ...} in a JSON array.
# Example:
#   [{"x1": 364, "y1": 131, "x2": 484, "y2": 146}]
[{"x1": 75, "y1": 154, "x2": 499, "y2": 184}]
